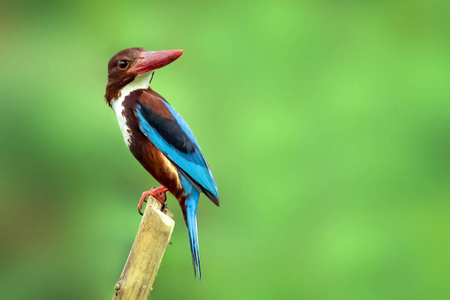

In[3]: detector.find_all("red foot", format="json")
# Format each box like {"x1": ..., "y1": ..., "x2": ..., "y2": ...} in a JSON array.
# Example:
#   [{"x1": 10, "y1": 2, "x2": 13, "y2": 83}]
[{"x1": 137, "y1": 186, "x2": 168, "y2": 215}]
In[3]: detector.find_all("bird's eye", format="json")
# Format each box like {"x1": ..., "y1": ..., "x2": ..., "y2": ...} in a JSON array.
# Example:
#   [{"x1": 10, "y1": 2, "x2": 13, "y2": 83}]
[{"x1": 118, "y1": 60, "x2": 129, "y2": 69}]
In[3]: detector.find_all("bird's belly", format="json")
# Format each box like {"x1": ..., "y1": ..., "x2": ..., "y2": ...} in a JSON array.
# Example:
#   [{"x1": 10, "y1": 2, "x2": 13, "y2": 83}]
[{"x1": 130, "y1": 137, "x2": 184, "y2": 198}]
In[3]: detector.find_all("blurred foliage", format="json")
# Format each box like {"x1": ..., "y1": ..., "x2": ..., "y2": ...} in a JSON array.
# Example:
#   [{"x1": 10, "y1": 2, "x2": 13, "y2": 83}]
[{"x1": 1, "y1": 0, "x2": 450, "y2": 299}]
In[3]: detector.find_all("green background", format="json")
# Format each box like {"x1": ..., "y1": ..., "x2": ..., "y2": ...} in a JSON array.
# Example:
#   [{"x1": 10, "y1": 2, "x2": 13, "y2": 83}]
[{"x1": 1, "y1": 0, "x2": 450, "y2": 299}]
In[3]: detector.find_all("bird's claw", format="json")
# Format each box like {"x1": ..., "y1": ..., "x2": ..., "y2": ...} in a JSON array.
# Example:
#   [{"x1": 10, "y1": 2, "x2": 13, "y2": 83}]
[{"x1": 137, "y1": 186, "x2": 169, "y2": 215}]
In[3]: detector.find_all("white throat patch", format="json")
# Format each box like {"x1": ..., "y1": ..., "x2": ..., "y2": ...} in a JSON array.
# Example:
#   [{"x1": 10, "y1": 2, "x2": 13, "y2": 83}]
[{"x1": 111, "y1": 72, "x2": 154, "y2": 147}]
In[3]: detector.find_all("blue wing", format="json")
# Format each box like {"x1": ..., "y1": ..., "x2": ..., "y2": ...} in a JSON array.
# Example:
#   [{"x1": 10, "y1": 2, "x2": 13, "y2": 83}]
[{"x1": 136, "y1": 94, "x2": 219, "y2": 205}]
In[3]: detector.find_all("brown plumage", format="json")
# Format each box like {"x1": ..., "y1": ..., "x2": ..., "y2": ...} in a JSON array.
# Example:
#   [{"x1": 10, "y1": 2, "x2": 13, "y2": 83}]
[{"x1": 121, "y1": 89, "x2": 185, "y2": 202}]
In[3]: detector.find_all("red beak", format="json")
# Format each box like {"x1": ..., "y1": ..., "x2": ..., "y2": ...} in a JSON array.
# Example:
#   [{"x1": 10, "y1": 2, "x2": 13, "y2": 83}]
[{"x1": 129, "y1": 50, "x2": 183, "y2": 75}]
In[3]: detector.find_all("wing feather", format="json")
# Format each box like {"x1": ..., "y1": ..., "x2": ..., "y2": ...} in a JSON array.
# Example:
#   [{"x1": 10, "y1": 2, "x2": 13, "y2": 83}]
[{"x1": 136, "y1": 93, "x2": 219, "y2": 205}]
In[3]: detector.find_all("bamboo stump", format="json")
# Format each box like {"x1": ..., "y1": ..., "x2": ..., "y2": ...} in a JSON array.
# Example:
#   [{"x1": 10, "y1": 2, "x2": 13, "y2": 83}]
[{"x1": 113, "y1": 196, "x2": 175, "y2": 300}]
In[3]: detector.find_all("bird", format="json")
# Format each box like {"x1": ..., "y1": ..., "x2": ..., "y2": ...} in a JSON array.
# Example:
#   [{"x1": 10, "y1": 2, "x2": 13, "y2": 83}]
[{"x1": 104, "y1": 47, "x2": 219, "y2": 279}]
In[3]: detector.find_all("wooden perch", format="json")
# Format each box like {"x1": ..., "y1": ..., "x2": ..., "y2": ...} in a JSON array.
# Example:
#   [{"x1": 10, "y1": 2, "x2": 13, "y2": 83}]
[{"x1": 113, "y1": 196, "x2": 175, "y2": 300}]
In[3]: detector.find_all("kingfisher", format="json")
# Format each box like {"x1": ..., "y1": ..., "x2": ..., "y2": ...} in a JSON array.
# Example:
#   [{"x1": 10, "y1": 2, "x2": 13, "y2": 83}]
[{"x1": 104, "y1": 47, "x2": 219, "y2": 279}]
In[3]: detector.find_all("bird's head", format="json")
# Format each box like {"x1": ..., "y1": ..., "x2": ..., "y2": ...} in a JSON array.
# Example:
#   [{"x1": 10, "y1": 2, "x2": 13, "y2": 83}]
[{"x1": 105, "y1": 47, "x2": 183, "y2": 105}]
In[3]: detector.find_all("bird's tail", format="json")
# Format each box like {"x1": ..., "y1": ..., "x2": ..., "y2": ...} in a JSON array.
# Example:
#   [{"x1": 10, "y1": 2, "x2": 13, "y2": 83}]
[{"x1": 185, "y1": 189, "x2": 201, "y2": 279}]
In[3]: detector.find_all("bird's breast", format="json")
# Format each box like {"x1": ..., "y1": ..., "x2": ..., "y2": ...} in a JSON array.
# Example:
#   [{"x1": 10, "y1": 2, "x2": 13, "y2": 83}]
[
  {"x1": 111, "y1": 72, "x2": 155, "y2": 148},
  {"x1": 111, "y1": 90, "x2": 134, "y2": 147}
]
